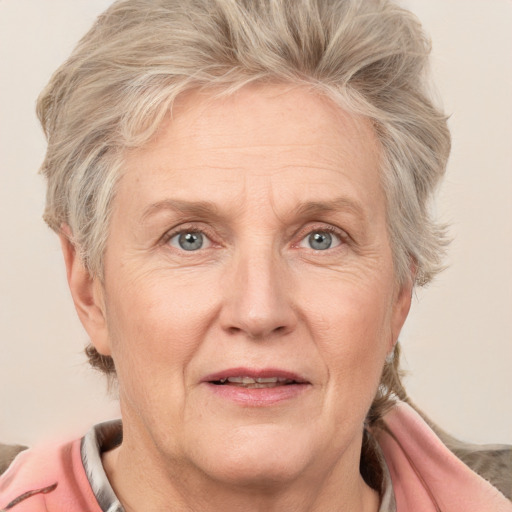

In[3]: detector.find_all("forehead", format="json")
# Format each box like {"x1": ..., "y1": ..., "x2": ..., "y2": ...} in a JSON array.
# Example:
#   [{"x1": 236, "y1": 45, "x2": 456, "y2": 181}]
[{"x1": 118, "y1": 84, "x2": 382, "y2": 220}]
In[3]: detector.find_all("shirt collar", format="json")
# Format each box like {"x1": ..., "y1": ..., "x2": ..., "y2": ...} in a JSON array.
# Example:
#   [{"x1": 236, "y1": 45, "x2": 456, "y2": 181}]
[{"x1": 81, "y1": 420, "x2": 124, "y2": 512}]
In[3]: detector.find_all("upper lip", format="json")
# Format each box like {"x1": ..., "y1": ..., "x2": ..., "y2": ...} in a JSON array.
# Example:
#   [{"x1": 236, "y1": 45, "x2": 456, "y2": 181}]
[{"x1": 201, "y1": 367, "x2": 310, "y2": 384}]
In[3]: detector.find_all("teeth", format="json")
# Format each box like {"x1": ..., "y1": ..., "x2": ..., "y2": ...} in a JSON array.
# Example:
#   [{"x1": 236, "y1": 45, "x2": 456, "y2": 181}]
[
  {"x1": 218, "y1": 376, "x2": 294, "y2": 387},
  {"x1": 228, "y1": 377, "x2": 255, "y2": 384},
  {"x1": 227, "y1": 377, "x2": 291, "y2": 384}
]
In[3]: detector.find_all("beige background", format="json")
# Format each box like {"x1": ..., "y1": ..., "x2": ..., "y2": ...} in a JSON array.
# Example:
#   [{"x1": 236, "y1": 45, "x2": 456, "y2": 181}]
[{"x1": 0, "y1": 0, "x2": 511, "y2": 447}]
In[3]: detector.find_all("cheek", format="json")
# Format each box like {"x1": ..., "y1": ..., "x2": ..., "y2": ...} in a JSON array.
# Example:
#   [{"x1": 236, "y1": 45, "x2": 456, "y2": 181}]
[
  {"x1": 305, "y1": 270, "x2": 394, "y2": 348},
  {"x1": 107, "y1": 266, "x2": 218, "y2": 347},
  {"x1": 103, "y1": 271, "x2": 220, "y2": 404},
  {"x1": 302, "y1": 276, "x2": 393, "y2": 408}
]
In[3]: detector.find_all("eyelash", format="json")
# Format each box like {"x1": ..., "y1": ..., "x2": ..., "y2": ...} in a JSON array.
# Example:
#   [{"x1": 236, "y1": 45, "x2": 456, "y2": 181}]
[
  {"x1": 161, "y1": 223, "x2": 218, "y2": 248},
  {"x1": 161, "y1": 223, "x2": 349, "y2": 252},
  {"x1": 295, "y1": 225, "x2": 347, "y2": 250}
]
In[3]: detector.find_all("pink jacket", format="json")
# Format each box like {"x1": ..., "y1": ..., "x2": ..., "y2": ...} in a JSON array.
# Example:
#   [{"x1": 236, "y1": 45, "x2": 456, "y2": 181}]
[{"x1": 374, "y1": 402, "x2": 512, "y2": 511}]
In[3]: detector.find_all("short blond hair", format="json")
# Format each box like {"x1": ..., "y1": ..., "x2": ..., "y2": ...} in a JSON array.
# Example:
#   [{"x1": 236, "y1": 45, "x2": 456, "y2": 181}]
[{"x1": 38, "y1": 0, "x2": 451, "y2": 420}]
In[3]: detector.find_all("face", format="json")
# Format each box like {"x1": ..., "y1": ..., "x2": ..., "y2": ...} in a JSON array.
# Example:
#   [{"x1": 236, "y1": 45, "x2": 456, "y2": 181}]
[{"x1": 79, "y1": 85, "x2": 411, "y2": 487}]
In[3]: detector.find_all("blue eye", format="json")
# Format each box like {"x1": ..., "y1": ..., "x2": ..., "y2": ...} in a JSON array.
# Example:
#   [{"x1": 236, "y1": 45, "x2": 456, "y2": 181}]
[
  {"x1": 300, "y1": 230, "x2": 341, "y2": 250},
  {"x1": 169, "y1": 231, "x2": 211, "y2": 251}
]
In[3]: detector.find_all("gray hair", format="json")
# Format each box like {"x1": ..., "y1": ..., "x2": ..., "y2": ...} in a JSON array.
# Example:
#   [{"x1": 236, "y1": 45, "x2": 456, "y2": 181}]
[{"x1": 38, "y1": 0, "x2": 451, "y2": 412}]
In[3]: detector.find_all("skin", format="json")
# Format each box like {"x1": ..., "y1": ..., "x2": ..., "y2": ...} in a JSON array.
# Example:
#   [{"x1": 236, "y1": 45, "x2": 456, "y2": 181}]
[{"x1": 61, "y1": 85, "x2": 412, "y2": 512}]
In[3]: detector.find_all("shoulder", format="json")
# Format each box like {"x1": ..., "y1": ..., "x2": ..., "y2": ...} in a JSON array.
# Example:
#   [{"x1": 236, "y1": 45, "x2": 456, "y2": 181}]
[
  {"x1": 374, "y1": 401, "x2": 512, "y2": 509},
  {"x1": 430, "y1": 418, "x2": 512, "y2": 501},
  {"x1": 0, "y1": 443, "x2": 27, "y2": 476},
  {"x1": 0, "y1": 438, "x2": 101, "y2": 512},
  {"x1": 404, "y1": 401, "x2": 512, "y2": 500}
]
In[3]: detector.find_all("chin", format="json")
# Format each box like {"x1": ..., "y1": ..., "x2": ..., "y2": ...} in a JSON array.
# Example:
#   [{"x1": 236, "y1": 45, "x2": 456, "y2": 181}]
[{"x1": 186, "y1": 425, "x2": 318, "y2": 487}]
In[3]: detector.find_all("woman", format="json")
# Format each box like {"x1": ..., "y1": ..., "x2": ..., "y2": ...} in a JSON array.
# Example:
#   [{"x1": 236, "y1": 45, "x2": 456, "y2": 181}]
[{"x1": 0, "y1": 0, "x2": 510, "y2": 510}]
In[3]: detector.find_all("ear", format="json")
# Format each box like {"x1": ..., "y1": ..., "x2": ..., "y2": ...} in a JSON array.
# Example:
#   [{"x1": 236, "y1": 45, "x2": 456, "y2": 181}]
[
  {"x1": 59, "y1": 225, "x2": 112, "y2": 356},
  {"x1": 389, "y1": 273, "x2": 414, "y2": 350}
]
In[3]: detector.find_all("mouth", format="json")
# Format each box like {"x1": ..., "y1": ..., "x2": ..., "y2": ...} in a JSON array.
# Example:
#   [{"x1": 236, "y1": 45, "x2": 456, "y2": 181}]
[
  {"x1": 204, "y1": 368, "x2": 308, "y2": 386},
  {"x1": 211, "y1": 376, "x2": 300, "y2": 389},
  {"x1": 202, "y1": 369, "x2": 310, "y2": 403}
]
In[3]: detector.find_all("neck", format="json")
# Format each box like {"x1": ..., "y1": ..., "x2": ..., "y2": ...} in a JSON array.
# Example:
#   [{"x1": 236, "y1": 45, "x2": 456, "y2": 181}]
[{"x1": 102, "y1": 426, "x2": 380, "y2": 512}]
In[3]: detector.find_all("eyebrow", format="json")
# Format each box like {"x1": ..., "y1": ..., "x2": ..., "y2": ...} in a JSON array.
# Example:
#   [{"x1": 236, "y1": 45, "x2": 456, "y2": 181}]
[
  {"x1": 140, "y1": 196, "x2": 366, "y2": 224},
  {"x1": 291, "y1": 197, "x2": 366, "y2": 220},
  {"x1": 140, "y1": 199, "x2": 221, "y2": 223}
]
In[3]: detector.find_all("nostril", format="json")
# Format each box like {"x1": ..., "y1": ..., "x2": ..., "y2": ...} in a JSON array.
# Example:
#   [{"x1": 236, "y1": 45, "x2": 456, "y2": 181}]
[{"x1": 225, "y1": 324, "x2": 288, "y2": 339}]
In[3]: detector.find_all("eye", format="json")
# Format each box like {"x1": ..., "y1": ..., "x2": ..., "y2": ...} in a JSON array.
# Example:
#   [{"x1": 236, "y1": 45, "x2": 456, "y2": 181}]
[
  {"x1": 299, "y1": 229, "x2": 342, "y2": 251},
  {"x1": 168, "y1": 230, "x2": 211, "y2": 251}
]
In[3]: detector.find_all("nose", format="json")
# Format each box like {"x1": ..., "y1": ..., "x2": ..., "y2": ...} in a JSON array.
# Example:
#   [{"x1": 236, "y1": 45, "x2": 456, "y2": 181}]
[{"x1": 219, "y1": 245, "x2": 298, "y2": 340}]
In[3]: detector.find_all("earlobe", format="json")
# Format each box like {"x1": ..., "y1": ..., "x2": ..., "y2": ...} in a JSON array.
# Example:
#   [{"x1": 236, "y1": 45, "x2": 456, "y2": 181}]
[{"x1": 59, "y1": 225, "x2": 112, "y2": 356}]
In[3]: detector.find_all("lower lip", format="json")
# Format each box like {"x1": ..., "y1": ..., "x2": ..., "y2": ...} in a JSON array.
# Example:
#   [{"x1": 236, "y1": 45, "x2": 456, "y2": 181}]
[{"x1": 204, "y1": 383, "x2": 310, "y2": 406}]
